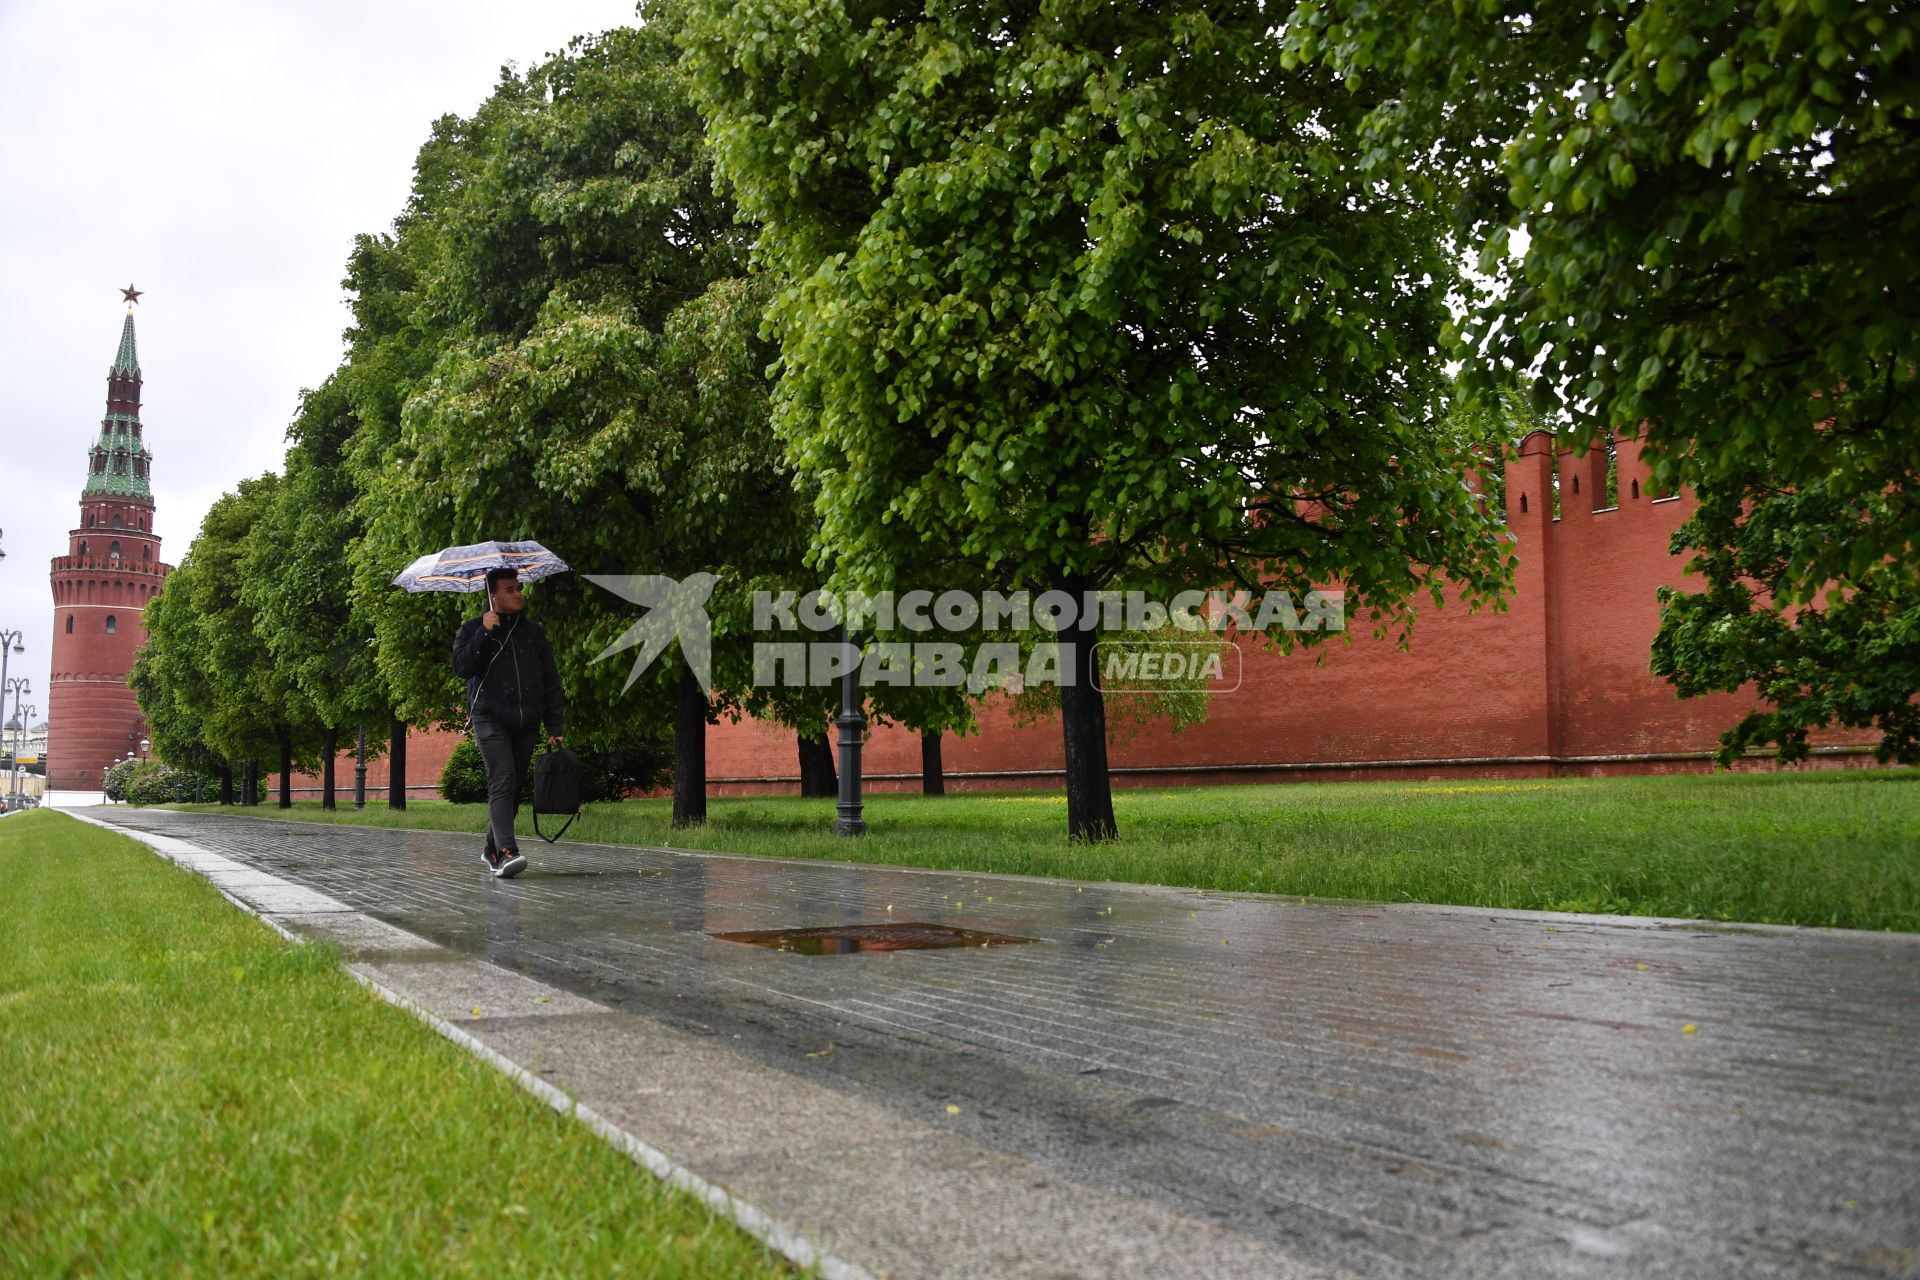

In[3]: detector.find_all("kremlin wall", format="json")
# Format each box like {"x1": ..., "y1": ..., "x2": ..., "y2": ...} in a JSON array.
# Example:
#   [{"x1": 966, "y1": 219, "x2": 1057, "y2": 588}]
[{"x1": 292, "y1": 430, "x2": 1876, "y2": 800}]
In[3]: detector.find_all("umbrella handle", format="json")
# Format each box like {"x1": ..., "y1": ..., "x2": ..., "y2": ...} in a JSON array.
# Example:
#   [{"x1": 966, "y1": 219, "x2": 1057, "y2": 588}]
[{"x1": 467, "y1": 585, "x2": 505, "y2": 728}]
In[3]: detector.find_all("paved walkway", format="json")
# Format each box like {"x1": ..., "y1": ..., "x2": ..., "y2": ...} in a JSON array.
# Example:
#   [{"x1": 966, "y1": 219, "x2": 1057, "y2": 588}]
[{"x1": 87, "y1": 807, "x2": 1920, "y2": 1278}]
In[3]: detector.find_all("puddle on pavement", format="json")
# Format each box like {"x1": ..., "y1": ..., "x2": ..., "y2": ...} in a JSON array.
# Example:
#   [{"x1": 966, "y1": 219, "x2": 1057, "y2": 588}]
[{"x1": 709, "y1": 922, "x2": 1036, "y2": 955}]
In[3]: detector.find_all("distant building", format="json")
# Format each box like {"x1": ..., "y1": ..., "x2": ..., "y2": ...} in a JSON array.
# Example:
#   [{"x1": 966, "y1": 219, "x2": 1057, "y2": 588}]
[
  {"x1": 47, "y1": 302, "x2": 172, "y2": 791},
  {"x1": 5, "y1": 721, "x2": 50, "y2": 798}
]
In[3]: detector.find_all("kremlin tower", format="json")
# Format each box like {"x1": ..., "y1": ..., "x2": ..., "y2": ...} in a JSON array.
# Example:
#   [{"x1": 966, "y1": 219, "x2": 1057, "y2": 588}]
[{"x1": 46, "y1": 290, "x2": 172, "y2": 791}]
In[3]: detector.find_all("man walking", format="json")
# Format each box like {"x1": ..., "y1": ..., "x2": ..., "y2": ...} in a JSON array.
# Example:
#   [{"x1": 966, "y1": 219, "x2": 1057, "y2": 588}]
[{"x1": 452, "y1": 567, "x2": 565, "y2": 878}]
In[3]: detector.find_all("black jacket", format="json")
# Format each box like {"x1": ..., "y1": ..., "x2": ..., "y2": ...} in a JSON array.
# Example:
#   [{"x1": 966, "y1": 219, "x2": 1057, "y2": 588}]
[{"x1": 452, "y1": 612, "x2": 565, "y2": 735}]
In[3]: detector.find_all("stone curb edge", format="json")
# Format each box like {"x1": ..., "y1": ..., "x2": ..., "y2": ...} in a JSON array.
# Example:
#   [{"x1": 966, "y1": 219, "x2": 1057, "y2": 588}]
[{"x1": 64, "y1": 810, "x2": 876, "y2": 1280}]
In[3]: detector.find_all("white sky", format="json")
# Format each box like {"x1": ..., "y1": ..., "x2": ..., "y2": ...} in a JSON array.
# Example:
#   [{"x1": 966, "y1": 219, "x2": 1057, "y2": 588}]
[{"x1": 0, "y1": 0, "x2": 639, "y2": 726}]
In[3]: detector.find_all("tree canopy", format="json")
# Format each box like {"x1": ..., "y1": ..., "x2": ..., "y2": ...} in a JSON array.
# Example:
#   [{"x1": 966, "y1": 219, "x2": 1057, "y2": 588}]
[
  {"x1": 245, "y1": 376, "x2": 392, "y2": 765},
  {"x1": 338, "y1": 19, "x2": 821, "y2": 823},
  {"x1": 1290, "y1": 0, "x2": 1919, "y2": 760},
  {"x1": 133, "y1": 474, "x2": 319, "y2": 792},
  {"x1": 683, "y1": 0, "x2": 1512, "y2": 836}
]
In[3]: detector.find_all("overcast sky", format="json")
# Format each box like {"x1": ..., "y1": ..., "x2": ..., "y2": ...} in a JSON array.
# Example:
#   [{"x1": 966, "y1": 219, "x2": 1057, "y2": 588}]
[{"x1": 0, "y1": 0, "x2": 638, "y2": 726}]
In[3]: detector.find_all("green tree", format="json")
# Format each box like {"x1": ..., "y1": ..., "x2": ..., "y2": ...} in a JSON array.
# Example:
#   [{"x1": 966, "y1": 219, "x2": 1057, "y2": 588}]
[
  {"x1": 684, "y1": 0, "x2": 1511, "y2": 839},
  {"x1": 245, "y1": 376, "x2": 395, "y2": 808},
  {"x1": 133, "y1": 475, "x2": 320, "y2": 804},
  {"x1": 347, "y1": 21, "x2": 819, "y2": 826},
  {"x1": 341, "y1": 105, "x2": 513, "y2": 740},
  {"x1": 131, "y1": 584, "x2": 230, "y2": 800},
  {"x1": 1289, "y1": 0, "x2": 1920, "y2": 759},
  {"x1": 1652, "y1": 472, "x2": 1920, "y2": 764}
]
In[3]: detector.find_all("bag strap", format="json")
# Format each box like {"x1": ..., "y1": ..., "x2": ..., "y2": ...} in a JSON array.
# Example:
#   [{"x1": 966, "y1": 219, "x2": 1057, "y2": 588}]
[{"x1": 533, "y1": 807, "x2": 577, "y2": 844}]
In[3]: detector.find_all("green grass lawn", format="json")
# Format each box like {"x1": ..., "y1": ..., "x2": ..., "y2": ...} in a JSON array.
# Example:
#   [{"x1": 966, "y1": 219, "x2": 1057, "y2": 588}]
[
  {"x1": 0, "y1": 810, "x2": 797, "y2": 1279},
  {"x1": 160, "y1": 769, "x2": 1920, "y2": 931}
]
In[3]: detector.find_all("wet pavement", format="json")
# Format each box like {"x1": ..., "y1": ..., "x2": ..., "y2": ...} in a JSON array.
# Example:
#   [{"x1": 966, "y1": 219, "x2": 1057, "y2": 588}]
[{"x1": 86, "y1": 807, "x2": 1920, "y2": 1278}]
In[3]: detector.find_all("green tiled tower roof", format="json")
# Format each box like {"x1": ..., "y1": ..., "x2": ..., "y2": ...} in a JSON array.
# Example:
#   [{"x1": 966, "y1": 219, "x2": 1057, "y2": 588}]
[
  {"x1": 83, "y1": 308, "x2": 153, "y2": 500},
  {"x1": 112, "y1": 311, "x2": 139, "y2": 374}
]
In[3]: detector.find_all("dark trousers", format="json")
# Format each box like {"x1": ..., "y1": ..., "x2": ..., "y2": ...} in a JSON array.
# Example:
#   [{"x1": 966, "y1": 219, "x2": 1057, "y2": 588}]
[{"x1": 474, "y1": 718, "x2": 539, "y2": 853}]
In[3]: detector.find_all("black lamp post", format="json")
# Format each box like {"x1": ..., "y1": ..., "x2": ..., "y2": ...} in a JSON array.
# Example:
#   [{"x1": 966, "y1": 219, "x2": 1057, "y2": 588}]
[
  {"x1": 11, "y1": 704, "x2": 36, "y2": 804},
  {"x1": 833, "y1": 623, "x2": 866, "y2": 836},
  {"x1": 354, "y1": 723, "x2": 367, "y2": 810},
  {"x1": 2, "y1": 674, "x2": 27, "y2": 802},
  {"x1": 0, "y1": 631, "x2": 24, "y2": 800}
]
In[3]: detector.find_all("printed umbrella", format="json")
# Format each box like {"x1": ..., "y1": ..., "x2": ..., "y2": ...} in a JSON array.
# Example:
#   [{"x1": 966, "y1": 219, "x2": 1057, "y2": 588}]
[{"x1": 391, "y1": 541, "x2": 570, "y2": 597}]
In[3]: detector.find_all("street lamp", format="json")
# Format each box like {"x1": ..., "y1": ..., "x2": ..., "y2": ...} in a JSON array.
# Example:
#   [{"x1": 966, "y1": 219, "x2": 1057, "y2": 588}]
[
  {"x1": 3, "y1": 676, "x2": 28, "y2": 803},
  {"x1": 834, "y1": 623, "x2": 866, "y2": 837},
  {"x1": 10, "y1": 704, "x2": 35, "y2": 803},
  {"x1": 0, "y1": 631, "x2": 24, "y2": 798}
]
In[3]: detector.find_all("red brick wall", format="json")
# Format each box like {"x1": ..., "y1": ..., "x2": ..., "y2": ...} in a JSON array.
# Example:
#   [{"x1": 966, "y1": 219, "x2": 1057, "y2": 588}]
[
  {"x1": 295, "y1": 439, "x2": 1877, "y2": 797},
  {"x1": 1545, "y1": 434, "x2": 1750, "y2": 763},
  {"x1": 293, "y1": 728, "x2": 463, "y2": 800}
]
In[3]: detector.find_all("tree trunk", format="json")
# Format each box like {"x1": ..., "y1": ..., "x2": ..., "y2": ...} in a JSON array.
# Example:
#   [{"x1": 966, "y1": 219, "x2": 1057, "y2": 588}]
[
  {"x1": 388, "y1": 717, "x2": 408, "y2": 810},
  {"x1": 218, "y1": 764, "x2": 234, "y2": 806},
  {"x1": 320, "y1": 726, "x2": 338, "y2": 810},
  {"x1": 797, "y1": 730, "x2": 837, "y2": 797},
  {"x1": 1057, "y1": 574, "x2": 1117, "y2": 841},
  {"x1": 277, "y1": 729, "x2": 293, "y2": 809},
  {"x1": 672, "y1": 669, "x2": 708, "y2": 827},
  {"x1": 921, "y1": 730, "x2": 946, "y2": 796}
]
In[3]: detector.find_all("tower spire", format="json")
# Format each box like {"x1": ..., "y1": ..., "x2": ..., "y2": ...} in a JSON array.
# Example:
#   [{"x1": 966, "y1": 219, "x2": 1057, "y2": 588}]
[
  {"x1": 112, "y1": 310, "x2": 139, "y2": 375},
  {"x1": 86, "y1": 300, "x2": 152, "y2": 500}
]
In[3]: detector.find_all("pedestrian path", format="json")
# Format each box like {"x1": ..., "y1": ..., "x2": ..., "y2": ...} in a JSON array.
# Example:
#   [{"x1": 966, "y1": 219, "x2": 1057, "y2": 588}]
[{"x1": 87, "y1": 808, "x2": 1920, "y2": 1278}]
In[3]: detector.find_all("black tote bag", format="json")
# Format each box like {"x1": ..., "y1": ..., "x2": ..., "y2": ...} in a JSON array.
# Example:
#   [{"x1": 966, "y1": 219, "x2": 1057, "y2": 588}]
[{"x1": 532, "y1": 746, "x2": 583, "y2": 843}]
